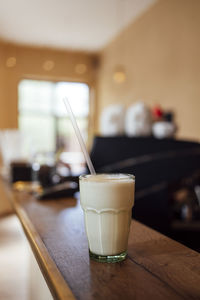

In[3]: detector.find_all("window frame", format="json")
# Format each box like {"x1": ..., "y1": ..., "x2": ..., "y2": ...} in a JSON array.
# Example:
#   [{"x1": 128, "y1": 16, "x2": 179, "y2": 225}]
[{"x1": 18, "y1": 78, "x2": 92, "y2": 153}]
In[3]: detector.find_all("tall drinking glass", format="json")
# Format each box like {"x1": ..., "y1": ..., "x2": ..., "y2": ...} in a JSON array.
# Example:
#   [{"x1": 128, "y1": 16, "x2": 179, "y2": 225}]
[{"x1": 79, "y1": 174, "x2": 135, "y2": 263}]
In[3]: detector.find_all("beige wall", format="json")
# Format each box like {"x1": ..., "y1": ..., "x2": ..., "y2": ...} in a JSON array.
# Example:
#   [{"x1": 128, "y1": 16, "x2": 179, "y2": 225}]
[
  {"x1": 1, "y1": 0, "x2": 200, "y2": 140},
  {"x1": 97, "y1": 0, "x2": 200, "y2": 141},
  {"x1": 0, "y1": 43, "x2": 97, "y2": 129},
  {"x1": 0, "y1": 44, "x2": 6, "y2": 128}
]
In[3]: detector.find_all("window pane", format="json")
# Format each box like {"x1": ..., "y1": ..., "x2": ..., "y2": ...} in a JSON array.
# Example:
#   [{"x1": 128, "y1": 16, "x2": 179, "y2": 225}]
[
  {"x1": 18, "y1": 80, "x2": 54, "y2": 114},
  {"x1": 57, "y1": 117, "x2": 88, "y2": 152},
  {"x1": 54, "y1": 82, "x2": 89, "y2": 117},
  {"x1": 19, "y1": 114, "x2": 55, "y2": 153}
]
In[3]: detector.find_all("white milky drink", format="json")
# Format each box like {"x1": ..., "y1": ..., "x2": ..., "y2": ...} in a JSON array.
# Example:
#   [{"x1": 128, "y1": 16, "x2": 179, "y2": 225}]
[{"x1": 79, "y1": 174, "x2": 135, "y2": 263}]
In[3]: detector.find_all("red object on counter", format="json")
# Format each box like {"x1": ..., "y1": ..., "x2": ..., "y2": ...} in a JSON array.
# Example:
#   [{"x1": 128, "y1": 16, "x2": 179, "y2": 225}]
[{"x1": 152, "y1": 106, "x2": 163, "y2": 119}]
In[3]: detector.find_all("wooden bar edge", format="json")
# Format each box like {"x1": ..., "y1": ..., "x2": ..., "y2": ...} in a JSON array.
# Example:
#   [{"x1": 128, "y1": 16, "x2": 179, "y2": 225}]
[{"x1": 12, "y1": 195, "x2": 75, "y2": 300}]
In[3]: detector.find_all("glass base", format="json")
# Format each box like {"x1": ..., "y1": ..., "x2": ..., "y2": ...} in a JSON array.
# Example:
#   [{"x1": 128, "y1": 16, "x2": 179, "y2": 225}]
[{"x1": 89, "y1": 250, "x2": 127, "y2": 263}]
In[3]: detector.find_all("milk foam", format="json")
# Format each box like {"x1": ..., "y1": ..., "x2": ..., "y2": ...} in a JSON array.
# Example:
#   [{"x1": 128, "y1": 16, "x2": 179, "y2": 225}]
[{"x1": 81, "y1": 173, "x2": 134, "y2": 182}]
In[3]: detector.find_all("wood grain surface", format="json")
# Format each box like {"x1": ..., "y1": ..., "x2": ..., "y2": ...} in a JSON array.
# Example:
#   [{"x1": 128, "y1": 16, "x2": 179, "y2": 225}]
[{"x1": 12, "y1": 191, "x2": 200, "y2": 300}]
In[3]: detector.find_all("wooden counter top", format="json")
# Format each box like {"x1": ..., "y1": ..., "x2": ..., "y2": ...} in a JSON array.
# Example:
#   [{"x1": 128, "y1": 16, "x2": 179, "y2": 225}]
[{"x1": 10, "y1": 190, "x2": 200, "y2": 300}]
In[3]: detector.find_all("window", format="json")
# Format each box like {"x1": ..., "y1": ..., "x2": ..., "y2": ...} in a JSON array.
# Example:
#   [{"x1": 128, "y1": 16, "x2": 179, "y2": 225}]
[{"x1": 18, "y1": 79, "x2": 90, "y2": 172}]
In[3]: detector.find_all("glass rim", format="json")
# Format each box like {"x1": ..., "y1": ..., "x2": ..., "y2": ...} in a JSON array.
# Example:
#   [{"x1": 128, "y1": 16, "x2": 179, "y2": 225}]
[{"x1": 79, "y1": 173, "x2": 135, "y2": 181}]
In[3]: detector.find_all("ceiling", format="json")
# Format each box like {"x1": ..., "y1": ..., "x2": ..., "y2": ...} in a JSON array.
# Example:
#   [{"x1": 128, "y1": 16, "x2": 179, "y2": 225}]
[{"x1": 0, "y1": 0, "x2": 157, "y2": 52}]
